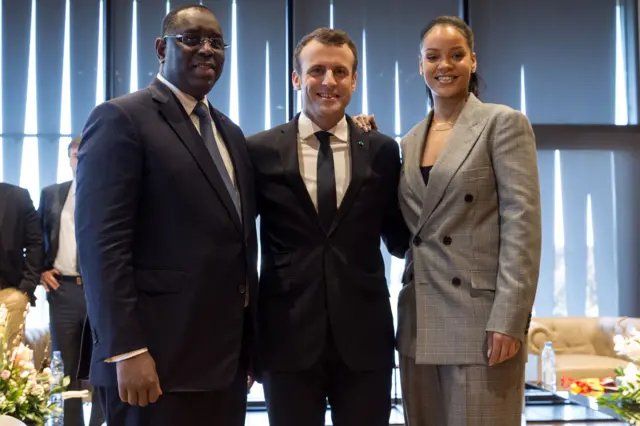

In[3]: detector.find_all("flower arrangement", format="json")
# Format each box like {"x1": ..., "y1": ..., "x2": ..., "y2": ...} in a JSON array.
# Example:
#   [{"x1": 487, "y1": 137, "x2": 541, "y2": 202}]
[
  {"x1": 562, "y1": 320, "x2": 640, "y2": 425},
  {"x1": 0, "y1": 304, "x2": 69, "y2": 425},
  {"x1": 596, "y1": 324, "x2": 640, "y2": 424}
]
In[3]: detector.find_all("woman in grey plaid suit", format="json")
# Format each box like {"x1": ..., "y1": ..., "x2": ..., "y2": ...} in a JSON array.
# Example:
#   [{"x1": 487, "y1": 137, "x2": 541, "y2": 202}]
[{"x1": 395, "y1": 16, "x2": 541, "y2": 426}]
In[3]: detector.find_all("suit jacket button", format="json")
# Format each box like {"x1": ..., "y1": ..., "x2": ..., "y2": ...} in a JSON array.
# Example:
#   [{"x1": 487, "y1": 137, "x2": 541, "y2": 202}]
[
  {"x1": 464, "y1": 194, "x2": 474, "y2": 203},
  {"x1": 413, "y1": 236, "x2": 422, "y2": 246},
  {"x1": 238, "y1": 284, "x2": 246, "y2": 294},
  {"x1": 443, "y1": 236, "x2": 452, "y2": 245},
  {"x1": 452, "y1": 277, "x2": 461, "y2": 286}
]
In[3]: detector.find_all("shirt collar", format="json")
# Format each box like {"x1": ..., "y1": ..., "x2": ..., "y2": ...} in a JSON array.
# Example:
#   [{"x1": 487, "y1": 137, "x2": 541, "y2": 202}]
[
  {"x1": 156, "y1": 73, "x2": 208, "y2": 116},
  {"x1": 298, "y1": 112, "x2": 349, "y2": 144}
]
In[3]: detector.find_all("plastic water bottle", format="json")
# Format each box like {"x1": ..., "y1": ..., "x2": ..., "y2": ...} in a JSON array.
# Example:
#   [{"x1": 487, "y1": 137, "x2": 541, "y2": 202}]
[
  {"x1": 541, "y1": 341, "x2": 557, "y2": 392},
  {"x1": 48, "y1": 351, "x2": 64, "y2": 426}
]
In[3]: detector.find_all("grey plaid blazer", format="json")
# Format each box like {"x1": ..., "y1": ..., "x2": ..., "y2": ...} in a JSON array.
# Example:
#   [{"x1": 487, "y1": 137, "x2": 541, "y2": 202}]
[{"x1": 397, "y1": 93, "x2": 541, "y2": 365}]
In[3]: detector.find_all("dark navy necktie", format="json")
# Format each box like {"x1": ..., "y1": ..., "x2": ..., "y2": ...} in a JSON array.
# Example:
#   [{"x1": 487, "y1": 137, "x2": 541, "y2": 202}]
[
  {"x1": 193, "y1": 102, "x2": 241, "y2": 220},
  {"x1": 315, "y1": 131, "x2": 337, "y2": 232}
]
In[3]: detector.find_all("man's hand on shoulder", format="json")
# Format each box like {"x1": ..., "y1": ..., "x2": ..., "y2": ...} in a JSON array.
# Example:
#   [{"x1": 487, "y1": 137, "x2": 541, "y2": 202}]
[{"x1": 116, "y1": 351, "x2": 162, "y2": 407}]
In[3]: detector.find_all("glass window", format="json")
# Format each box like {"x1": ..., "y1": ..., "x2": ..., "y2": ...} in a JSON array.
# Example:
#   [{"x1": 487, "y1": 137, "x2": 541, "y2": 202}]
[{"x1": 469, "y1": 0, "x2": 635, "y2": 124}]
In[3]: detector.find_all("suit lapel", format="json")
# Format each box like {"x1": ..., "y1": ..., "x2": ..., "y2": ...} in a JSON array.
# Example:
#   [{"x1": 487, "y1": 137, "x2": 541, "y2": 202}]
[
  {"x1": 416, "y1": 94, "x2": 489, "y2": 233},
  {"x1": 327, "y1": 118, "x2": 371, "y2": 236},
  {"x1": 403, "y1": 117, "x2": 431, "y2": 202},
  {"x1": 276, "y1": 116, "x2": 322, "y2": 230},
  {"x1": 211, "y1": 108, "x2": 248, "y2": 232},
  {"x1": 149, "y1": 79, "x2": 241, "y2": 233}
]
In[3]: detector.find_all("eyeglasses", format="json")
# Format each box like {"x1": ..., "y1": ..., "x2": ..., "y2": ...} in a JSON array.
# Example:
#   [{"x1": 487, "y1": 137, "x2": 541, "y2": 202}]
[{"x1": 164, "y1": 34, "x2": 230, "y2": 50}]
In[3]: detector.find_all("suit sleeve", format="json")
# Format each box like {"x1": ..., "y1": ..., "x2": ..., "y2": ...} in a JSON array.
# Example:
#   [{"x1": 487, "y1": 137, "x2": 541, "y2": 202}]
[
  {"x1": 18, "y1": 188, "x2": 44, "y2": 300},
  {"x1": 380, "y1": 138, "x2": 410, "y2": 259},
  {"x1": 75, "y1": 100, "x2": 146, "y2": 361},
  {"x1": 37, "y1": 189, "x2": 50, "y2": 271},
  {"x1": 485, "y1": 109, "x2": 541, "y2": 342}
]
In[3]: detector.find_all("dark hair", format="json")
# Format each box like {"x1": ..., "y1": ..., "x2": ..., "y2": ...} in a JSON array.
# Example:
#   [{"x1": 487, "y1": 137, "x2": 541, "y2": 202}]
[
  {"x1": 162, "y1": 4, "x2": 214, "y2": 36},
  {"x1": 67, "y1": 136, "x2": 81, "y2": 157},
  {"x1": 294, "y1": 28, "x2": 358, "y2": 74},
  {"x1": 420, "y1": 16, "x2": 479, "y2": 107}
]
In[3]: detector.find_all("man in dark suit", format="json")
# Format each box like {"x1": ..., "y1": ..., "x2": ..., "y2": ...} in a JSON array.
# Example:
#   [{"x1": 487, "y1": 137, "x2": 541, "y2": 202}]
[
  {"x1": 247, "y1": 28, "x2": 409, "y2": 426},
  {"x1": 0, "y1": 183, "x2": 43, "y2": 351},
  {"x1": 75, "y1": 5, "x2": 257, "y2": 426},
  {"x1": 39, "y1": 136, "x2": 104, "y2": 426}
]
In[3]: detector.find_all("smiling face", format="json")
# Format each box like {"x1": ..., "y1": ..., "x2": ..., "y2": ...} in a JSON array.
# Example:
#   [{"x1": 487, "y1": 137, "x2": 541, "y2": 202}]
[
  {"x1": 292, "y1": 39, "x2": 357, "y2": 130},
  {"x1": 420, "y1": 24, "x2": 476, "y2": 103},
  {"x1": 156, "y1": 7, "x2": 225, "y2": 99}
]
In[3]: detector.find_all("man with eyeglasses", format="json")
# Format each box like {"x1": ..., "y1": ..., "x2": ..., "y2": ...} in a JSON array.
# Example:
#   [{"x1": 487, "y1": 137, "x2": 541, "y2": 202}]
[{"x1": 75, "y1": 4, "x2": 257, "y2": 426}]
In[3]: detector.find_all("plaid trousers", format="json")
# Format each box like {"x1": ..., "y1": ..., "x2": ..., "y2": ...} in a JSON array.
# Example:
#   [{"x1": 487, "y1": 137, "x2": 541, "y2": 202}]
[{"x1": 399, "y1": 354, "x2": 525, "y2": 426}]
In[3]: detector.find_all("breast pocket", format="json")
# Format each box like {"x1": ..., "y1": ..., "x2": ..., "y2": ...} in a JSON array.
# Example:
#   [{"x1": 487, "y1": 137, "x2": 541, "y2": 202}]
[
  {"x1": 461, "y1": 167, "x2": 491, "y2": 182},
  {"x1": 459, "y1": 166, "x2": 497, "y2": 203}
]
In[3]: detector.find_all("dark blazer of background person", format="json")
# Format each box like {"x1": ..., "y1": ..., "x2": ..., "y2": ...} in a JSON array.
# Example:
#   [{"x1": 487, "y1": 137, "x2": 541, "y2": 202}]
[{"x1": 0, "y1": 182, "x2": 43, "y2": 304}]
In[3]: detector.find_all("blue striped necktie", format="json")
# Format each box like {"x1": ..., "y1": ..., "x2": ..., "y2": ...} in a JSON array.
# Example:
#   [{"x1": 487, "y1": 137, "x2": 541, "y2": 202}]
[{"x1": 193, "y1": 102, "x2": 241, "y2": 220}]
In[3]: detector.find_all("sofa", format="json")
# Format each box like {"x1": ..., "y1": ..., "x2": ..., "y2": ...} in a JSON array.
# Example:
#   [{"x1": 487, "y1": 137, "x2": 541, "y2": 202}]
[{"x1": 527, "y1": 316, "x2": 639, "y2": 388}]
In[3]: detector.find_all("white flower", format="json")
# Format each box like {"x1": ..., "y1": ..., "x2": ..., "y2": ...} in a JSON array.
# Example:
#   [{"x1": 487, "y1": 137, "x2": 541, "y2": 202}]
[
  {"x1": 614, "y1": 334, "x2": 627, "y2": 352},
  {"x1": 625, "y1": 339, "x2": 640, "y2": 362},
  {"x1": 33, "y1": 384, "x2": 44, "y2": 397},
  {"x1": 617, "y1": 362, "x2": 639, "y2": 395},
  {"x1": 613, "y1": 333, "x2": 640, "y2": 362},
  {"x1": 0, "y1": 395, "x2": 6, "y2": 407},
  {"x1": 17, "y1": 395, "x2": 26, "y2": 405},
  {"x1": 42, "y1": 368, "x2": 51, "y2": 376},
  {"x1": 20, "y1": 370, "x2": 30, "y2": 379}
]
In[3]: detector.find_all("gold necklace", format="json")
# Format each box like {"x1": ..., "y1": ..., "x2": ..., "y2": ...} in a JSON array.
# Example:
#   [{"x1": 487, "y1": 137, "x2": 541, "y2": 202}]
[
  {"x1": 431, "y1": 120, "x2": 454, "y2": 131},
  {"x1": 431, "y1": 98, "x2": 467, "y2": 132}
]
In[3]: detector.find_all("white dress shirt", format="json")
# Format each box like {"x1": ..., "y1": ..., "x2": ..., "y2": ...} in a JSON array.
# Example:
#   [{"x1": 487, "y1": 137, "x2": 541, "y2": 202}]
[
  {"x1": 297, "y1": 112, "x2": 351, "y2": 209},
  {"x1": 53, "y1": 181, "x2": 78, "y2": 276},
  {"x1": 106, "y1": 75, "x2": 238, "y2": 363}
]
